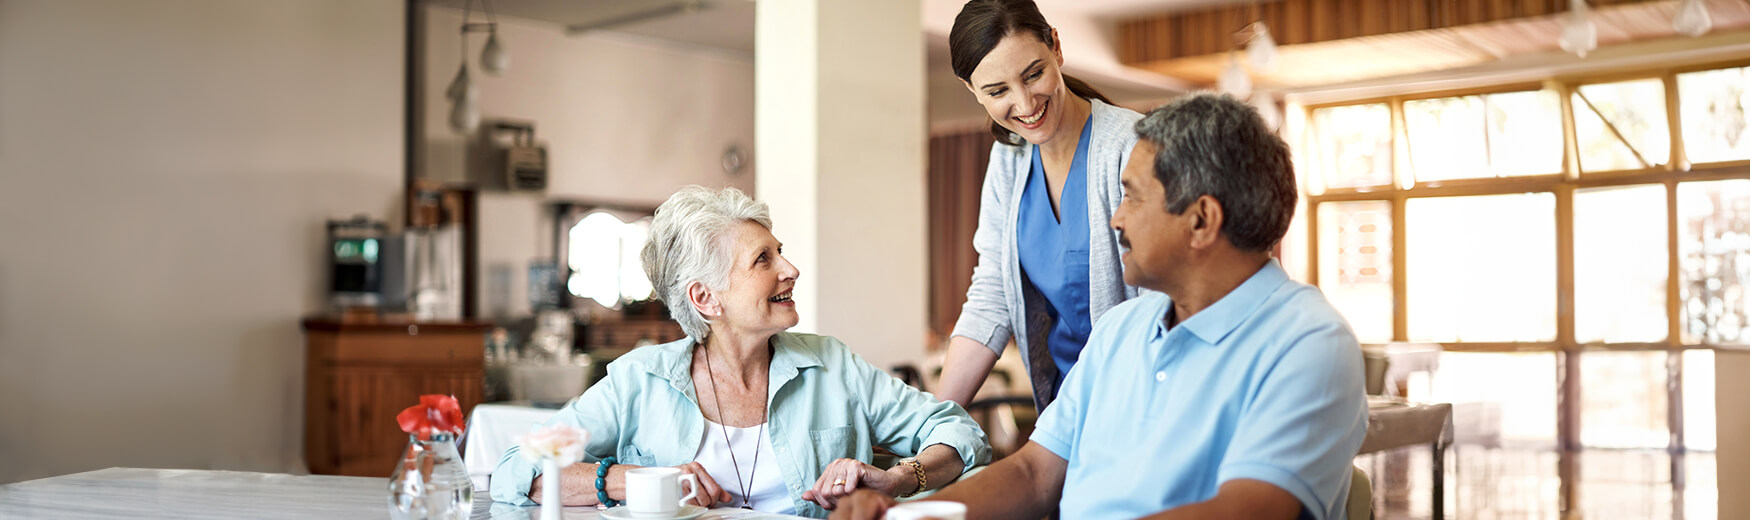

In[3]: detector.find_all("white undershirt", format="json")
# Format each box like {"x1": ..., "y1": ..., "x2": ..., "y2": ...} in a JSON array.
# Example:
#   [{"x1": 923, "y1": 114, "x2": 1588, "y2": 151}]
[{"x1": 694, "y1": 420, "x2": 794, "y2": 514}]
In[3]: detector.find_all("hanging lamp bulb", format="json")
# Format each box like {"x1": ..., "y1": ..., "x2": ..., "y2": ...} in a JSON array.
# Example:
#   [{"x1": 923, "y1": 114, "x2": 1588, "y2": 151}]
[
  {"x1": 1560, "y1": 0, "x2": 1598, "y2": 57},
  {"x1": 1252, "y1": 92, "x2": 1282, "y2": 132},
  {"x1": 481, "y1": 31, "x2": 510, "y2": 75},
  {"x1": 1673, "y1": 0, "x2": 1712, "y2": 37},
  {"x1": 450, "y1": 95, "x2": 480, "y2": 135},
  {"x1": 446, "y1": 63, "x2": 470, "y2": 102},
  {"x1": 446, "y1": 64, "x2": 478, "y2": 134},
  {"x1": 1247, "y1": 22, "x2": 1279, "y2": 73},
  {"x1": 1218, "y1": 52, "x2": 1252, "y2": 99}
]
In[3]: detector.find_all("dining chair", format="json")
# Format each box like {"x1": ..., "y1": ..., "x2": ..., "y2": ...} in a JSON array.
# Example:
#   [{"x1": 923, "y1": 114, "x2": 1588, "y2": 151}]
[{"x1": 1348, "y1": 465, "x2": 1374, "y2": 520}]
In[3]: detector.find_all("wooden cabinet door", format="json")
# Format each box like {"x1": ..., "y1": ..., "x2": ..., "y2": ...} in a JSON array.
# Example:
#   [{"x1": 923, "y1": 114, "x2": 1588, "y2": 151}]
[{"x1": 320, "y1": 366, "x2": 481, "y2": 476}]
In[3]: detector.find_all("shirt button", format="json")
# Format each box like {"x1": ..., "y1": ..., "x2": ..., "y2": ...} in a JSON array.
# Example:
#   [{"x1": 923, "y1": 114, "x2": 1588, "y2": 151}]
[{"x1": 1155, "y1": 371, "x2": 1167, "y2": 382}]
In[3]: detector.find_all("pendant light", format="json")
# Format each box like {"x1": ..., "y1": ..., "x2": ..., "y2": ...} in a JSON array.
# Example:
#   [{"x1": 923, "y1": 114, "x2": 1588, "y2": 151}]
[
  {"x1": 1247, "y1": 22, "x2": 1278, "y2": 73},
  {"x1": 448, "y1": 64, "x2": 479, "y2": 134},
  {"x1": 481, "y1": 31, "x2": 510, "y2": 74},
  {"x1": 449, "y1": 0, "x2": 507, "y2": 135},
  {"x1": 1218, "y1": 51, "x2": 1253, "y2": 100},
  {"x1": 1560, "y1": 0, "x2": 1598, "y2": 58},
  {"x1": 1673, "y1": 0, "x2": 1713, "y2": 37}
]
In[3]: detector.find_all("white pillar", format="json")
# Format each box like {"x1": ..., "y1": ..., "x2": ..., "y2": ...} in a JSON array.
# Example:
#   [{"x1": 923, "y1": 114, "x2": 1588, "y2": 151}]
[{"x1": 756, "y1": 0, "x2": 927, "y2": 371}]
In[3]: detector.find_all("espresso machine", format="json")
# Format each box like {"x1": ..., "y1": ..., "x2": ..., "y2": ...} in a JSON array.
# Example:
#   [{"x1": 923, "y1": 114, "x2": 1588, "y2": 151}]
[{"x1": 326, "y1": 216, "x2": 388, "y2": 313}]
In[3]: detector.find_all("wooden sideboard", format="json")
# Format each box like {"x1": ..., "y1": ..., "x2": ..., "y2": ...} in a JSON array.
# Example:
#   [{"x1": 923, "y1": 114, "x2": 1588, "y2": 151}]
[{"x1": 302, "y1": 317, "x2": 492, "y2": 477}]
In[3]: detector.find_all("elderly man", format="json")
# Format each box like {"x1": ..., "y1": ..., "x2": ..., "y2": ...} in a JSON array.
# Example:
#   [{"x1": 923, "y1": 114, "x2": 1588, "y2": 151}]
[{"x1": 832, "y1": 93, "x2": 1367, "y2": 520}]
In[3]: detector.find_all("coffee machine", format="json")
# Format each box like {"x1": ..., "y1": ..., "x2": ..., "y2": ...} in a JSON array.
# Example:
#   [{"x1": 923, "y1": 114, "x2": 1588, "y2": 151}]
[{"x1": 327, "y1": 216, "x2": 388, "y2": 312}]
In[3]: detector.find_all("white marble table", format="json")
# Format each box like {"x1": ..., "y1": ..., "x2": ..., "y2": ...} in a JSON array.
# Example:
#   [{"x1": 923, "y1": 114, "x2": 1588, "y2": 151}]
[{"x1": 0, "y1": 467, "x2": 806, "y2": 519}]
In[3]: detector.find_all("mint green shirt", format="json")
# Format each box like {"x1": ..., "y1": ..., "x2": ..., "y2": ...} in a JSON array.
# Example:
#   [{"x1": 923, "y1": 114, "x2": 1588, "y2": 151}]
[{"x1": 488, "y1": 332, "x2": 990, "y2": 518}]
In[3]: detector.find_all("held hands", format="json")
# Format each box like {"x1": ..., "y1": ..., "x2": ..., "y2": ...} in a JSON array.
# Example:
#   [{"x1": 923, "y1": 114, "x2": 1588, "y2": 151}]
[
  {"x1": 802, "y1": 458, "x2": 908, "y2": 510},
  {"x1": 671, "y1": 462, "x2": 733, "y2": 507},
  {"x1": 825, "y1": 490, "x2": 900, "y2": 520}
]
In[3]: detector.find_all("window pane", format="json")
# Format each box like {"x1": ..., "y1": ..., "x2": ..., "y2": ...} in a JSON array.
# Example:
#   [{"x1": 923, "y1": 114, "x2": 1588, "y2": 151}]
[
  {"x1": 1429, "y1": 352, "x2": 1561, "y2": 518},
  {"x1": 1486, "y1": 90, "x2": 1565, "y2": 176},
  {"x1": 1575, "y1": 185, "x2": 1668, "y2": 343},
  {"x1": 1581, "y1": 351, "x2": 1669, "y2": 448},
  {"x1": 1313, "y1": 103, "x2": 1393, "y2": 189},
  {"x1": 1407, "y1": 194, "x2": 1556, "y2": 342},
  {"x1": 1318, "y1": 201, "x2": 1393, "y2": 343},
  {"x1": 1405, "y1": 91, "x2": 1563, "y2": 182},
  {"x1": 1578, "y1": 449, "x2": 1673, "y2": 520},
  {"x1": 1684, "y1": 349, "x2": 1716, "y2": 451},
  {"x1": 1678, "y1": 65, "x2": 1750, "y2": 164},
  {"x1": 1405, "y1": 96, "x2": 1487, "y2": 182},
  {"x1": 1678, "y1": 180, "x2": 1750, "y2": 344},
  {"x1": 1577, "y1": 350, "x2": 1673, "y2": 519},
  {"x1": 1683, "y1": 349, "x2": 1719, "y2": 520},
  {"x1": 1575, "y1": 78, "x2": 1671, "y2": 173},
  {"x1": 566, "y1": 212, "x2": 653, "y2": 308}
]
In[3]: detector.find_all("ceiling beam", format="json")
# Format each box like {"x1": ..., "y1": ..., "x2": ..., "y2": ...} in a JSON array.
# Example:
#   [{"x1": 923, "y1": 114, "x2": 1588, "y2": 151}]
[{"x1": 1117, "y1": 0, "x2": 1662, "y2": 65}]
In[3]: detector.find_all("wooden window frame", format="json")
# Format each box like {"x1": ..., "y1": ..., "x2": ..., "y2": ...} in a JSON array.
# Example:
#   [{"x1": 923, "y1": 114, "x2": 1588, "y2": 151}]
[{"x1": 1298, "y1": 59, "x2": 1750, "y2": 517}]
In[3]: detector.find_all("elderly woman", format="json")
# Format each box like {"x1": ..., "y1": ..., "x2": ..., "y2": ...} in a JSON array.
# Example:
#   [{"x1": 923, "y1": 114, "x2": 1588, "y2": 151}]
[{"x1": 491, "y1": 186, "x2": 989, "y2": 517}]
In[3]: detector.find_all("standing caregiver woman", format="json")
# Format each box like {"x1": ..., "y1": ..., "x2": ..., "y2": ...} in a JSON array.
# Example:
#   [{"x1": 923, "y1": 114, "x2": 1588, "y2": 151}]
[{"x1": 936, "y1": 0, "x2": 1144, "y2": 411}]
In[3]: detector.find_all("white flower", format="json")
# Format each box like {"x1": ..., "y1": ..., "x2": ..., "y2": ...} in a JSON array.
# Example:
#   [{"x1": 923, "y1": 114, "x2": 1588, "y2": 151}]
[{"x1": 519, "y1": 424, "x2": 589, "y2": 464}]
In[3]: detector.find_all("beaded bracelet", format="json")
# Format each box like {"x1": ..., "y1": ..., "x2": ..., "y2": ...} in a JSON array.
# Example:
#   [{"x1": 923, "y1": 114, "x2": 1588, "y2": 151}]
[{"x1": 595, "y1": 456, "x2": 620, "y2": 508}]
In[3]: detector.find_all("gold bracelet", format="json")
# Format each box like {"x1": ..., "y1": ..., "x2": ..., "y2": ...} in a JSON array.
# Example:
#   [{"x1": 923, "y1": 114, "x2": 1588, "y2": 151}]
[{"x1": 896, "y1": 458, "x2": 926, "y2": 498}]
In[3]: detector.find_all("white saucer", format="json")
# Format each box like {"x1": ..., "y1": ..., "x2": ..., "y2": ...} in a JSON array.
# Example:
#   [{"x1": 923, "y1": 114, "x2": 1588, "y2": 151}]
[{"x1": 600, "y1": 505, "x2": 707, "y2": 520}]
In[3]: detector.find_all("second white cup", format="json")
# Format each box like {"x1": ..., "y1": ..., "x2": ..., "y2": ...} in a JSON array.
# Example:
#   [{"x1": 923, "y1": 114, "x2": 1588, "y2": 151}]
[
  {"x1": 884, "y1": 500, "x2": 967, "y2": 520},
  {"x1": 624, "y1": 467, "x2": 699, "y2": 517}
]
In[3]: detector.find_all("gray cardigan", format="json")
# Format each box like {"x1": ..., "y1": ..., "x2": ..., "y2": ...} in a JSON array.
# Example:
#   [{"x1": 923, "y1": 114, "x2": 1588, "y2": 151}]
[{"x1": 949, "y1": 98, "x2": 1144, "y2": 411}]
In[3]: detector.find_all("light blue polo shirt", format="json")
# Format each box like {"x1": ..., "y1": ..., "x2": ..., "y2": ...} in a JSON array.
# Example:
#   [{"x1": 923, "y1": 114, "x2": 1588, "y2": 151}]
[{"x1": 1031, "y1": 260, "x2": 1367, "y2": 520}]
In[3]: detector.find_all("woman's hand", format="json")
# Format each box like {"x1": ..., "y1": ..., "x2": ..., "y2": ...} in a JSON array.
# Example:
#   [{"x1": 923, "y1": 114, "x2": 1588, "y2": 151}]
[
  {"x1": 673, "y1": 462, "x2": 733, "y2": 507},
  {"x1": 802, "y1": 458, "x2": 906, "y2": 510}
]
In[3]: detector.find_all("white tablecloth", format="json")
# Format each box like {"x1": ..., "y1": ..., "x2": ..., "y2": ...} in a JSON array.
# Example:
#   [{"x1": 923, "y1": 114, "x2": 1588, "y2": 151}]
[{"x1": 464, "y1": 401, "x2": 562, "y2": 492}]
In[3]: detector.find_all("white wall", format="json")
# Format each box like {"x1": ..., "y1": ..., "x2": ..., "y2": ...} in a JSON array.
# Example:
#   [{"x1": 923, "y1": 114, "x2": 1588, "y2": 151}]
[
  {"x1": 758, "y1": 0, "x2": 929, "y2": 372},
  {"x1": 0, "y1": 0, "x2": 404, "y2": 484},
  {"x1": 419, "y1": 7, "x2": 755, "y2": 318}
]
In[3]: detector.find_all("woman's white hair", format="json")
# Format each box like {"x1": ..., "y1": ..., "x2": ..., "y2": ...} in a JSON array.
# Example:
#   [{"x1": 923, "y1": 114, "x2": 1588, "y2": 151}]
[{"x1": 641, "y1": 186, "x2": 772, "y2": 342}]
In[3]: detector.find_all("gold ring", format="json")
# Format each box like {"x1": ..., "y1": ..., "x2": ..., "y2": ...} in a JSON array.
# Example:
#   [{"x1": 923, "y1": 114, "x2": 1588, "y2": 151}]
[{"x1": 833, "y1": 479, "x2": 846, "y2": 487}]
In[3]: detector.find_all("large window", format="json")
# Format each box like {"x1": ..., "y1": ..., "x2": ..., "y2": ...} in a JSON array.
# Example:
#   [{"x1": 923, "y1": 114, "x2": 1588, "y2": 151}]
[{"x1": 1299, "y1": 62, "x2": 1749, "y2": 519}]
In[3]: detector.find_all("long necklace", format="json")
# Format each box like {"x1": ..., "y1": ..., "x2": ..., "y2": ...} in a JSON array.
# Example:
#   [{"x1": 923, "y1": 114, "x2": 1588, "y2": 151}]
[{"x1": 703, "y1": 345, "x2": 766, "y2": 510}]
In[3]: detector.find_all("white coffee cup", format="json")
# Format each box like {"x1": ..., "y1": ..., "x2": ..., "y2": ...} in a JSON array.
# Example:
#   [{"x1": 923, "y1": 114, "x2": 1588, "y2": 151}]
[
  {"x1": 884, "y1": 501, "x2": 967, "y2": 520},
  {"x1": 624, "y1": 467, "x2": 699, "y2": 517}
]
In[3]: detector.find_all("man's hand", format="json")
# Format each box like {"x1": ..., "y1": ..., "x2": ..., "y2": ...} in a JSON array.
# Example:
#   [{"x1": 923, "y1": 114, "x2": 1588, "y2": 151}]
[
  {"x1": 802, "y1": 458, "x2": 905, "y2": 509},
  {"x1": 825, "y1": 489, "x2": 899, "y2": 520}
]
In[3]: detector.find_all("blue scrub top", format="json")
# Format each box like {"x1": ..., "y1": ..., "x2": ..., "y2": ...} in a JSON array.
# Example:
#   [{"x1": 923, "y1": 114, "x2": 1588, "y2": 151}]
[{"x1": 1017, "y1": 115, "x2": 1095, "y2": 396}]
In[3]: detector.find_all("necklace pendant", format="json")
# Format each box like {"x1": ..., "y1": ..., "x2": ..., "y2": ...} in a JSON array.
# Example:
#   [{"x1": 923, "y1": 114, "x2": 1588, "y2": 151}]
[{"x1": 740, "y1": 505, "x2": 754, "y2": 510}]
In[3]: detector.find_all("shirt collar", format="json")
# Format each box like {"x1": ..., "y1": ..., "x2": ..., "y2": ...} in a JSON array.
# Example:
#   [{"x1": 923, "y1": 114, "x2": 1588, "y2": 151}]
[
  {"x1": 634, "y1": 332, "x2": 824, "y2": 386},
  {"x1": 1171, "y1": 259, "x2": 1290, "y2": 346}
]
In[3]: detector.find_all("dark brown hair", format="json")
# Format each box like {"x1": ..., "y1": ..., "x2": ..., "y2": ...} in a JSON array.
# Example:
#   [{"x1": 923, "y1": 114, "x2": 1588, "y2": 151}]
[{"x1": 949, "y1": 0, "x2": 1113, "y2": 146}]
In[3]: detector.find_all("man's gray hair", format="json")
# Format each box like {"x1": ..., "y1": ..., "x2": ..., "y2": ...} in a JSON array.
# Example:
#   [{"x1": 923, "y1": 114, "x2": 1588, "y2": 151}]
[
  {"x1": 1135, "y1": 92, "x2": 1297, "y2": 253},
  {"x1": 641, "y1": 186, "x2": 773, "y2": 342}
]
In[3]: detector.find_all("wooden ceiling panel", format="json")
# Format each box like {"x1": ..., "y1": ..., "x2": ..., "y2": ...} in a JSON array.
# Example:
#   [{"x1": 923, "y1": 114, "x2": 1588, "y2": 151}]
[{"x1": 1121, "y1": 0, "x2": 1750, "y2": 89}]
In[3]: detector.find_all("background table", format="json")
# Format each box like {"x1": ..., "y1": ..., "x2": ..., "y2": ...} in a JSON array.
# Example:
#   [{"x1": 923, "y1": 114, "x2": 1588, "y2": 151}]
[
  {"x1": 0, "y1": 467, "x2": 807, "y2": 519},
  {"x1": 1361, "y1": 398, "x2": 1454, "y2": 520},
  {"x1": 465, "y1": 401, "x2": 563, "y2": 491}
]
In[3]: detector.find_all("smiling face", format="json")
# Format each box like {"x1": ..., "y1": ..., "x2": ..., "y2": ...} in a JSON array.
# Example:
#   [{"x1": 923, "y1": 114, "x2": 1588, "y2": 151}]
[
  {"x1": 964, "y1": 31, "x2": 1070, "y2": 145},
  {"x1": 1110, "y1": 141, "x2": 1188, "y2": 293},
  {"x1": 706, "y1": 221, "x2": 800, "y2": 339}
]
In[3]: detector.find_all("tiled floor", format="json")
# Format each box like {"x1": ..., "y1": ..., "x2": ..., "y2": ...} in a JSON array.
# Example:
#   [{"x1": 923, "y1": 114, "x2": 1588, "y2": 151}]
[{"x1": 1358, "y1": 445, "x2": 1717, "y2": 519}]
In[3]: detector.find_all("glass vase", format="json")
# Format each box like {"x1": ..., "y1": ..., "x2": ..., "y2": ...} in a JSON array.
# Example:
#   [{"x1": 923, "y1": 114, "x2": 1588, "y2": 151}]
[{"x1": 388, "y1": 433, "x2": 474, "y2": 520}]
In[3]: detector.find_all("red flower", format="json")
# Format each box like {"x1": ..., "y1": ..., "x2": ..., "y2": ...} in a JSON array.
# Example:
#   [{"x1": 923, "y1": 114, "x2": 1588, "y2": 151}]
[{"x1": 397, "y1": 394, "x2": 465, "y2": 440}]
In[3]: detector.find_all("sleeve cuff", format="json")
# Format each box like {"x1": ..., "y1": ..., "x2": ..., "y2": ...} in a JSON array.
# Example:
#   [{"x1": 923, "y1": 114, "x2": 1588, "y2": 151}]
[
  {"x1": 949, "y1": 319, "x2": 1011, "y2": 355},
  {"x1": 488, "y1": 447, "x2": 538, "y2": 506},
  {"x1": 927, "y1": 424, "x2": 993, "y2": 469},
  {"x1": 1028, "y1": 427, "x2": 1072, "y2": 461},
  {"x1": 1218, "y1": 462, "x2": 1325, "y2": 520}
]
